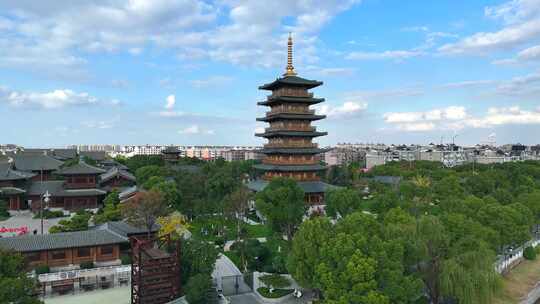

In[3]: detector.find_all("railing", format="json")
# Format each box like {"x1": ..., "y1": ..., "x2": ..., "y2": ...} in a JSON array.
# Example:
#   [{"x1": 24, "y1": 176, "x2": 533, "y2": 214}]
[
  {"x1": 266, "y1": 108, "x2": 315, "y2": 116},
  {"x1": 265, "y1": 126, "x2": 315, "y2": 132},
  {"x1": 263, "y1": 159, "x2": 317, "y2": 165},
  {"x1": 270, "y1": 91, "x2": 313, "y2": 98},
  {"x1": 264, "y1": 142, "x2": 318, "y2": 149}
]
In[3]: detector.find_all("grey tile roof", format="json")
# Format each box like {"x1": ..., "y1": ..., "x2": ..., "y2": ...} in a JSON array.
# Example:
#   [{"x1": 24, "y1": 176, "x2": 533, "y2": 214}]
[
  {"x1": 119, "y1": 186, "x2": 138, "y2": 200},
  {"x1": 162, "y1": 146, "x2": 181, "y2": 154},
  {"x1": 13, "y1": 154, "x2": 64, "y2": 172},
  {"x1": 259, "y1": 76, "x2": 323, "y2": 90},
  {"x1": 59, "y1": 188, "x2": 107, "y2": 197},
  {"x1": 100, "y1": 167, "x2": 135, "y2": 183},
  {"x1": 253, "y1": 163, "x2": 326, "y2": 172},
  {"x1": 256, "y1": 131, "x2": 327, "y2": 138},
  {"x1": 258, "y1": 96, "x2": 325, "y2": 106},
  {"x1": 0, "y1": 163, "x2": 36, "y2": 181},
  {"x1": 57, "y1": 162, "x2": 106, "y2": 175},
  {"x1": 80, "y1": 151, "x2": 107, "y2": 161},
  {"x1": 0, "y1": 230, "x2": 127, "y2": 252},
  {"x1": 27, "y1": 181, "x2": 65, "y2": 196},
  {"x1": 256, "y1": 113, "x2": 326, "y2": 122},
  {"x1": 247, "y1": 179, "x2": 338, "y2": 193},
  {"x1": 0, "y1": 187, "x2": 26, "y2": 195},
  {"x1": 95, "y1": 221, "x2": 158, "y2": 238}
]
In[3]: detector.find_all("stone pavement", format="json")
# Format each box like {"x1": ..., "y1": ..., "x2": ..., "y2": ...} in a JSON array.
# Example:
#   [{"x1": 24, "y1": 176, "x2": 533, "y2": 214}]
[{"x1": 1, "y1": 211, "x2": 63, "y2": 237}]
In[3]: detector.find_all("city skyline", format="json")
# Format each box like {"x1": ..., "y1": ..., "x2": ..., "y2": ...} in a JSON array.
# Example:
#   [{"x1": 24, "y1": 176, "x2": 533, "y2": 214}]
[{"x1": 1, "y1": 0, "x2": 540, "y2": 147}]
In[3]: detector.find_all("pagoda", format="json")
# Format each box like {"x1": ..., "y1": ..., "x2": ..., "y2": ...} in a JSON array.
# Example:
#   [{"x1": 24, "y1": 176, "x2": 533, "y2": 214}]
[{"x1": 248, "y1": 34, "x2": 335, "y2": 205}]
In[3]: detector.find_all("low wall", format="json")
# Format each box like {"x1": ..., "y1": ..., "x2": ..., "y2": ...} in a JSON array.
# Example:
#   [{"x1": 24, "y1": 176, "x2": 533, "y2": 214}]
[{"x1": 520, "y1": 282, "x2": 540, "y2": 304}]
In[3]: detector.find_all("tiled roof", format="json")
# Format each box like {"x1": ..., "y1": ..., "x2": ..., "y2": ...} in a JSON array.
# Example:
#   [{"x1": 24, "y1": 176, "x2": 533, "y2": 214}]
[
  {"x1": 100, "y1": 167, "x2": 136, "y2": 183},
  {"x1": 253, "y1": 164, "x2": 326, "y2": 172},
  {"x1": 162, "y1": 146, "x2": 181, "y2": 154},
  {"x1": 0, "y1": 187, "x2": 26, "y2": 195},
  {"x1": 256, "y1": 131, "x2": 327, "y2": 138},
  {"x1": 0, "y1": 163, "x2": 36, "y2": 181},
  {"x1": 256, "y1": 113, "x2": 326, "y2": 122},
  {"x1": 258, "y1": 96, "x2": 325, "y2": 106},
  {"x1": 57, "y1": 162, "x2": 106, "y2": 175},
  {"x1": 80, "y1": 151, "x2": 107, "y2": 161},
  {"x1": 119, "y1": 186, "x2": 138, "y2": 200},
  {"x1": 27, "y1": 181, "x2": 65, "y2": 196},
  {"x1": 247, "y1": 179, "x2": 338, "y2": 193},
  {"x1": 259, "y1": 76, "x2": 323, "y2": 90},
  {"x1": 0, "y1": 229, "x2": 127, "y2": 252},
  {"x1": 95, "y1": 221, "x2": 158, "y2": 238},
  {"x1": 260, "y1": 147, "x2": 330, "y2": 155},
  {"x1": 13, "y1": 154, "x2": 64, "y2": 172},
  {"x1": 59, "y1": 188, "x2": 107, "y2": 197}
]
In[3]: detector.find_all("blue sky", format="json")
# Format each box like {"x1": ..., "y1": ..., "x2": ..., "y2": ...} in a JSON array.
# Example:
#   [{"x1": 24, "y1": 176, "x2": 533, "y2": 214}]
[{"x1": 1, "y1": 0, "x2": 540, "y2": 147}]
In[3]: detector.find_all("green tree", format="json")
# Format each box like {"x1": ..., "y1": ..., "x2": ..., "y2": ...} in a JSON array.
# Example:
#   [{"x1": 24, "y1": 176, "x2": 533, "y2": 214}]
[
  {"x1": 135, "y1": 165, "x2": 168, "y2": 185},
  {"x1": 0, "y1": 199, "x2": 10, "y2": 219},
  {"x1": 185, "y1": 273, "x2": 213, "y2": 304},
  {"x1": 224, "y1": 186, "x2": 252, "y2": 241},
  {"x1": 121, "y1": 190, "x2": 168, "y2": 236},
  {"x1": 325, "y1": 188, "x2": 361, "y2": 218},
  {"x1": 94, "y1": 190, "x2": 122, "y2": 224},
  {"x1": 288, "y1": 217, "x2": 333, "y2": 290},
  {"x1": 180, "y1": 239, "x2": 218, "y2": 286},
  {"x1": 49, "y1": 211, "x2": 91, "y2": 233},
  {"x1": 256, "y1": 177, "x2": 306, "y2": 242},
  {"x1": 0, "y1": 249, "x2": 42, "y2": 304}
]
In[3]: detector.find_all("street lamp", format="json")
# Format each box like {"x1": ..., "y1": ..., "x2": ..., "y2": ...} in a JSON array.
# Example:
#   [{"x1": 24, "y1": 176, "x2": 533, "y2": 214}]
[{"x1": 41, "y1": 190, "x2": 51, "y2": 234}]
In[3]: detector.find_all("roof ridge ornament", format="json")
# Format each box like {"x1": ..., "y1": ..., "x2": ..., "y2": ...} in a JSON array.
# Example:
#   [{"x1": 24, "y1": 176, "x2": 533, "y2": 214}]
[{"x1": 284, "y1": 32, "x2": 297, "y2": 77}]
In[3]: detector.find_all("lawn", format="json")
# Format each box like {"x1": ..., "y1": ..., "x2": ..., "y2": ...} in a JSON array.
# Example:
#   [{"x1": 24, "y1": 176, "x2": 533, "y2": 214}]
[
  {"x1": 492, "y1": 256, "x2": 540, "y2": 304},
  {"x1": 190, "y1": 215, "x2": 272, "y2": 243}
]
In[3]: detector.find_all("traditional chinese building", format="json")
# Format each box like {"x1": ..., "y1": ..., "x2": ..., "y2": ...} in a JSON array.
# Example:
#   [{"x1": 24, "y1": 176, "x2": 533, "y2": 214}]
[
  {"x1": 248, "y1": 34, "x2": 335, "y2": 206},
  {"x1": 0, "y1": 162, "x2": 35, "y2": 210},
  {"x1": 12, "y1": 154, "x2": 64, "y2": 181},
  {"x1": 161, "y1": 146, "x2": 182, "y2": 163},
  {"x1": 99, "y1": 167, "x2": 136, "y2": 192}
]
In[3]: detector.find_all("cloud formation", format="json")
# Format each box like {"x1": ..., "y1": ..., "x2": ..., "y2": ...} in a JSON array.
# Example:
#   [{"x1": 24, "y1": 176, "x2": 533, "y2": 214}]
[{"x1": 0, "y1": 86, "x2": 100, "y2": 109}]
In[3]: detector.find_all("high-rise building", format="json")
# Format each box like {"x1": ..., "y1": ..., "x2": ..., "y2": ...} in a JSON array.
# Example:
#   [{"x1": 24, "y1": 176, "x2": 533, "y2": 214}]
[{"x1": 248, "y1": 34, "x2": 335, "y2": 205}]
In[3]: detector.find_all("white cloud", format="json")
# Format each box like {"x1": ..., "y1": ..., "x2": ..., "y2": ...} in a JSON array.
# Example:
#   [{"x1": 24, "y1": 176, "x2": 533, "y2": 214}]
[
  {"x1": 346, "y1": 50, "x2": 423, "y2": 61},
  {"x1": 189, "y1": 76, "x2": 233, "y2": 89},
  {"x1": 439, "y1": 0, "x2": 540, "y2": 55},
  {"x1": 493, "y1": 44, "x2": 540, "y2": 64},
  {"x1": 0, "y1": 86, "x2": 99, "y2": 109},
  {"x1": 384, "y1": 105, "x2": 540, "y2": 132},
  {"x1": 81, "y1": 120, "x2": 114, "y2": 129},
  {"x1": 315, "y1": 101, "x2": 367, "y2": 117},
  {"x1": 165, "y1": 94, "x2": 176, "y2": 110},
  {"x1": 178, "y1": 124, "x2": 214, "y2": 135}
]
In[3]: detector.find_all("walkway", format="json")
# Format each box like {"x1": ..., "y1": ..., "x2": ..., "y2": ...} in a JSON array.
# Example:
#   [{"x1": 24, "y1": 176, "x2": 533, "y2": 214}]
[
  {"x1": 1, "y1": 211, "x2": 63, "y2": 236},
  {"x1": 44, "y1": 286, "x2": 130, "y2": 304}
]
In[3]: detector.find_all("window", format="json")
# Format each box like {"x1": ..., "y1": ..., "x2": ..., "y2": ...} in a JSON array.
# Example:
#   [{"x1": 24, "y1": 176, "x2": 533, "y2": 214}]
[
  {"x1": 25, "y1": 252, "x2": 41, "y2": 262},
  {"x1": 77, "y1": 248, "x2": 91, "y2": 257},
  {"x1": 100, "y1": 245, "x2": 114, "y2": 255},
  {"x1": 51, "y1": 250, "x2": 66, "y2": 260}
]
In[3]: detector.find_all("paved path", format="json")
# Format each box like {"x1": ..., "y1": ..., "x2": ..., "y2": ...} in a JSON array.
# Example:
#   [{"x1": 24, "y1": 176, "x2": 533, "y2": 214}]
[
  {"x1": 1, "y1": 211, "x2": 63, "y2": 237},
  {"x1": 213, "y1": 254, "x2": 242, "y2": 278},
  {"x1": 44, "y1": 286, "x2": 130, "y2": 304}
]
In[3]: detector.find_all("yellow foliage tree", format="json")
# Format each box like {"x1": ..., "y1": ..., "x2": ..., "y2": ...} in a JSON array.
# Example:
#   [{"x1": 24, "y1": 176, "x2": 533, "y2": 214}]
[{"x1": 157, "y1": 211, "x2": 189, "y2": 240}]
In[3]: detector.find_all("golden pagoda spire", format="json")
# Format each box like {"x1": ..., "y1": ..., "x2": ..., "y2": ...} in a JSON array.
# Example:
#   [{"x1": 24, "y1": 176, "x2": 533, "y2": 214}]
[{"x1": 284, "y1": 32, "x2": 297, "y2": 77}]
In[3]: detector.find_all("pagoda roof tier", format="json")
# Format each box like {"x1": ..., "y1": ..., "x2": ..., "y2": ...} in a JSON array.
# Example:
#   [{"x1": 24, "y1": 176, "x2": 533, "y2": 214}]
[
  {"x1": 0, "y1": 187, "x2": 26, "y2": 195},
  {"x1": 260, "y1": 147, "x2": 330, "y2": 154},
  {"x1": 0, "y1": 163, "x2": 36, "y2": 181},
  {"x1": 253, "y1": 164, "x2": 326, "y2": 172},
  {"x1": 56, "y1": 162, "x2": 106, "y2": 175},
  {"x1": 257, "y1": 113, "x2": 326, "y2": 122},
  {"x1": 259, "y1": 76, "x2": 322, "y2": 91},
  {"x1": 162, "y1": 146, "x2": 181, "y2": 154},
  {"x1": 247, "y1": 179, "x2": 339, "y2": 193},
  {"x1": 256, "y1": 130, "x2": 327, "y2": 138},
  {"x1": 257, "y1": 96, "x2": 325, "y2": 106}
]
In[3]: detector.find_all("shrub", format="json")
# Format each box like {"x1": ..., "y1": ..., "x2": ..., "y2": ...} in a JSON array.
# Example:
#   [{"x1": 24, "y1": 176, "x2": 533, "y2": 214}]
[
  {"x1": 185, "y1": 274, "x2": 212, "y2": 304},
  {"x1": 80, "y1": 261, "x2": 94, "y2": 269},
  {"x1": 214, "y1": 237, "x2": 225, "y2": 247},
  {"x1": 34, "y1": 265, "x2": 50, "y2": 275},
  {"x1": 257, "y1": 287, "x2": 293, "y2": 298},
  {"x1": 524, "y1": 246, "x2": 537, "y2": 260},
  {"x1": 121, "y1": 254, "x2": 132, "y2": 265},
  {"x1": 259, "y1": 274, "x2": 290, "y2": 290},
  {"x1": 33, "y1": 210, "x2": 65, "y2": 219},
  {"x1": 0, "y1": 200, "x2": 9, "y2": 219}
]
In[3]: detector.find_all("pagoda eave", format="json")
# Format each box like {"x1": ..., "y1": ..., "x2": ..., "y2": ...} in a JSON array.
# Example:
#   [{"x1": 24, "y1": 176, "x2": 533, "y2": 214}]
[
  {"x1": 257, "y1": 96, "x2": 325, "y2": 106},
  {"x1": 253, "y1": 164, "x2": 326, "y2": 172},
  {"x1": 255, "y1": 131, "x2": 327, "y2": 138},
  {"x1": 259, "y1": 76, "x2": 323, "y2": 91},
  {"x1": 260, "y1": 147, "x2": 330, "y2": 154},
  {"x1": 256, "y1": 114, "x2": 326, "y2": 122}
]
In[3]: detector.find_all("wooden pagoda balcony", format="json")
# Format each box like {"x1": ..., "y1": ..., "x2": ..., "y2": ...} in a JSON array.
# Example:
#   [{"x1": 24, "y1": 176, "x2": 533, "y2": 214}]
[
  {"x1": 263, "y1": 159, "x2": 318, "y2": 165},
  {"x1": 264, "y1": 142, "x2": 318, "y2": 149},
  {"x1": 270, "y1": 89, "x2": 314, "y2": 98},
  {"x1": 265, "y1": 126, "x2": 316, "y2": 132},
  {"x1": 263, "y1": 173, "x2": 320, "y2": 182},
  {"x1": 266, "y1": 108, "x2": 315, "y2": 116}
]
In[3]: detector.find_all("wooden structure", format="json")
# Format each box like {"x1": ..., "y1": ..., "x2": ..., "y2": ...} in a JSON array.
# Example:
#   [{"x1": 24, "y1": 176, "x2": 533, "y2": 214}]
[
  {"x1": 161, "y1": 146, "x2": 182, "y2": 163},
  {"x1": 249, "y1": 34, "x2": 335, "y2": 205},
  {"x1": 130, "y1": 234, "x2": 181, "y2": 304}
]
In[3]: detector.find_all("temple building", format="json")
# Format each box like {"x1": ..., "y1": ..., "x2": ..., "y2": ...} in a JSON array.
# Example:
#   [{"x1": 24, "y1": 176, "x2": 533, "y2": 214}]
[{"x1": 248, "y1": 34, "x2": 336, "y2": 206}]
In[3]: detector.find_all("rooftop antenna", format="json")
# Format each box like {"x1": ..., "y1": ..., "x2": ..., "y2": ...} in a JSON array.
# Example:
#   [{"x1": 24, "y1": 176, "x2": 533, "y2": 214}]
[{"x1": 284, "y1": 32, "x2": 297, "y2": 76}]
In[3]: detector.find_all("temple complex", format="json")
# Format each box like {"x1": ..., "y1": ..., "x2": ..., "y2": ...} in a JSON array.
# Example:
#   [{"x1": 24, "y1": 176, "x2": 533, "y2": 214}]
[{"x1": 248, "y1": 34, "x2": 335, "y2": 206}]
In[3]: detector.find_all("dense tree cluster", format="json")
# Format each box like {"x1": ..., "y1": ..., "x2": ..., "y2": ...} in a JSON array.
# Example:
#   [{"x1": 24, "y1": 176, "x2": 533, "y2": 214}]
[
  {"x1": 287, "y1": 160, "x2": 540, "y2": 303},
  {"x1": 0, "y1": 250, "x2": 42, "y2": 304}
]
